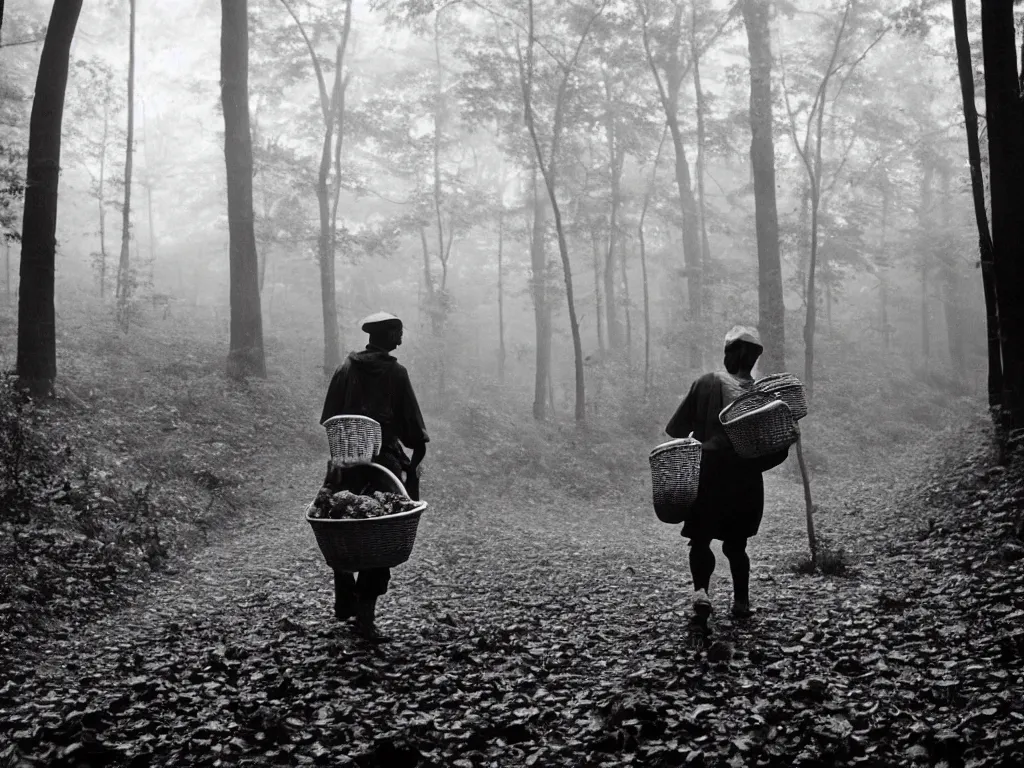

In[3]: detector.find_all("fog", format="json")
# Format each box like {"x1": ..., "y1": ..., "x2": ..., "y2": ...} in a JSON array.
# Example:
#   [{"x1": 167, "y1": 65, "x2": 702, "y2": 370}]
[{"x1": 3, "y1": 2, "x2": 1021, "y2": 766}]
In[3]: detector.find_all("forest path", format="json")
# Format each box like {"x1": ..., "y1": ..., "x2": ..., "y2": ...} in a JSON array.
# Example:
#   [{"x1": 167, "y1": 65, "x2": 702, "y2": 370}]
[{"x1": 3, "y1": 443, "x2": 1022, "y2": 767}]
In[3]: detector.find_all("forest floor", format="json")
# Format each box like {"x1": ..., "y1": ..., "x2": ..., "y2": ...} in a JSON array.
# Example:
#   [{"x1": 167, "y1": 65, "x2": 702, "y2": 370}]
[
  {"x1": 2, "y1": 299, "x2": 1023, "y2": 767},
  {"x1": 1, "y1": 414, "x2": 1023, "y2": 767}
]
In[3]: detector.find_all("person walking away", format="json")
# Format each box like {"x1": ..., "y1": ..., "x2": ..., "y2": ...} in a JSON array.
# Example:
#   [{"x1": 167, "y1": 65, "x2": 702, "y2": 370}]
[
  {"x1": 664, "y1": 326, "x2": 788, "y2": 630},
  {"x1": 320, "y1": 311, "x2": 429, "y2": 641}
]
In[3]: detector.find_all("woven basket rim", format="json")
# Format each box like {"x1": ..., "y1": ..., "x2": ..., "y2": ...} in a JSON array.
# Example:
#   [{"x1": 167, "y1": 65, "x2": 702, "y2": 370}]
[
  {"x1": 720, "y1": 396, "x2": 791, "y2": 425},
  {"x1": 306, "y1": 500, "x2": 427, "y2": 524},
  {"x1": 650, "y1": 437, "x2": 701, "y2": 455},
  {"x1": 755, "y1": 373, "x2": 802, "y2": 384},
  {"x1": 322, "y1": 414, "x2": 382, "y2": 428}
]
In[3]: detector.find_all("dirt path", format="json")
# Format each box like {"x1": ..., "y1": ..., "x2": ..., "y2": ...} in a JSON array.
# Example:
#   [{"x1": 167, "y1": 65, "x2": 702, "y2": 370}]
[{"x1": 2, "y1": 446, "x2": 1022, "y2": 767}]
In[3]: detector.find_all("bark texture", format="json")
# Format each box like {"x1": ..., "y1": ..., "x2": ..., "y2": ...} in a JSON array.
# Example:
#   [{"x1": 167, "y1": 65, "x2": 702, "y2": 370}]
[
  {"x1": 16, "y1": 0, "x2": 85, "y2": 397},
  {"x1": 742, "y1": 0, "x2": 785, "y2": 374},
  {"x1": 221, "y1": 0, "x2": 266, "y2": 379}
]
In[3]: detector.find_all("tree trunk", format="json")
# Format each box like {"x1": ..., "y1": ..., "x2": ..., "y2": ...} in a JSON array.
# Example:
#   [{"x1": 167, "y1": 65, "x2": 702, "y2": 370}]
[
  {"x1": 591, "y1": 227, "x2": 605, "y2": 353},
  {"x1": 667, "y1": 119, "x2": 704, "y2": 368},
  {"x1": 803, "y1": 187, "x2": 819, "y2": 397},
  {"x1": 639, "y1": 4, "x2": 703, "y2": 367},
  {"x1": 536, "y1": 179, "x2": 584, "y2": 424},
  {"x1": 880, "y1": 175, "x2": 891, "y2": 351},
  {"x1": 620, "y1": 240, "x2": 632, "y2": 364},
  {"x1": 982, "y1": 0, "x2": 1024, "y2": 435},
  {"x1": 529, "y1": 164, "x2": 549, "y2": 420},
  {"x1": 115, "y1": 0, "x2": 137, "y2": 328},
  {"x1": 141, "y1": 98, "x2": 157, "y2": 266},
  {"x1": 221, "y1": 0, "x2": 266, "y2": 379},
  {"x1": 691, "y1": 2, "x2": 712, "y2": 322},
  {"x1": 919, "y1": 160, "x2": 934, "y2": 369},
  {"x1": 802, "y1": 73, "x2": 830, "y2": 400},
  {"x1": 639, "y1": 128, "x2": 667, "y2": 395},
  {"x1": 798, "y1": 183, "x2": 810, "y2": 305},
  {"x1": 639, "y1": 216, "x2": 651, "y2": 394},
  {"x1": 4, "y1": 242, "x2": 10, "y2": 303},
  {"x1": 98, "y1": 100, "x2": 109, "y2": 299},
  {"x1": 952, "y1": 0, "x2": 1001, "y2": 411},
  {"x1": 316, "y1": 51, "x2": 343, "y2": 377},
  {"x1": 743, "y1": 0, "x2": 785, "y2": 374},
  {"x1": 519, "y1": 0, "x2": 595, "y2": 421},
  {"x1": 16, "y1": 0, "x2": 84, "y2": 397},
  {"x1": 497, "y1": 203, "x2": 506, "y2": 383},
  {"x1": 603, "y1": 81, "x2": 622, "y2": 351}
]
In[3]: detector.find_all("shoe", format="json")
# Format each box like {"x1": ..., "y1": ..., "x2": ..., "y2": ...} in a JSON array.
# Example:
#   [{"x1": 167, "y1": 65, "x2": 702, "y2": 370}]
[
  {"x1": 692, "y1": 589, "x2": 713, "y2": 620},
  {"x1": 731, "y1": 602, "x2": 755, "y2": 619},
  {"x1": 334, "y1": 602, "x2": 355, "y2": 622},
  {"x1": 353, "y1": 596, "x2": 390, "y2": 643}
]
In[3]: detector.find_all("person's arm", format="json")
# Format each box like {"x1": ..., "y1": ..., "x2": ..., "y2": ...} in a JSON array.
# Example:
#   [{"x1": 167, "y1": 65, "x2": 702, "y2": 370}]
[
  {"x1": 320, "y1": 360, "x2": 350, "y2": 425},
  {"x1": 665, "y1": 378, "x2": 702, "y2": 439},
  {"x1": 395, "y1": 366, "x2": 430, "y2": 449},
  {"x1": 409, "y1": 441, "x2": 426, "y2": 469}
]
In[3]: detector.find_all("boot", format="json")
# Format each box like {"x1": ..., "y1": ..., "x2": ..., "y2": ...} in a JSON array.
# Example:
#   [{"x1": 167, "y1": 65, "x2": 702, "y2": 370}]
[
  {"x1": 353, "y1": 595, "x2": 390, "y2": 643},
  {"x1": 333, "y1": 571, "x2": 356, "y2": 622},
  {"x1": 731, "y1": 598, "x2": 755, "y2": 619},
  {"x1": 689, "y1": 588, "x2": 713, "y2": 633}
]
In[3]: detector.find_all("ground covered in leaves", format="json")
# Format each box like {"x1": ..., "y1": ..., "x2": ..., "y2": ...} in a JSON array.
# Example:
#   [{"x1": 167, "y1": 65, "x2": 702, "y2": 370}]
[{"x1": 2, "y1": 414, "x2": 1023, "y2": 767}]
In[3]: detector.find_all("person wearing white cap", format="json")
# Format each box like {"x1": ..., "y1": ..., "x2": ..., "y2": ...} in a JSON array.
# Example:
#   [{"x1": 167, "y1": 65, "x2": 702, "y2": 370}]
[
  {"x1": 320, "y1": 311, "x2": 429, "y2": 641},
  {"x1": 664, "y1": 325, "x2": 788, "y2": 630}
]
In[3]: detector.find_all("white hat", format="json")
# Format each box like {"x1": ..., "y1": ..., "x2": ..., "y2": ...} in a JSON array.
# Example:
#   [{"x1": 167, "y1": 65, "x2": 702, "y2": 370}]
[
  {"x1": 724, "y1": 325, "x2": 763, "y2": 350},
  {"x1": 360, "y1": 312, "x2": 402, "y2": 333}
]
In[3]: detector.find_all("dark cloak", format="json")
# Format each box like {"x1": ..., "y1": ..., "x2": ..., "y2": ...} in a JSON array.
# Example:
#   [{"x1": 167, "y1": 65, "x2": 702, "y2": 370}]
[
  {"x1": 665, "y1": 371, "x2": 787, "y2": 540},
  {"x1": 320, "y1": 348, "x2": 430, "y2": 469}
]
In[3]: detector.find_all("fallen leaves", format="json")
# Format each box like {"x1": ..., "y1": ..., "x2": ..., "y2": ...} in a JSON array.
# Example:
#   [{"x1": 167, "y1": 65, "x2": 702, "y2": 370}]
[{"x1": 1, "y1": 424, "x2": 1023, "y2": 767}]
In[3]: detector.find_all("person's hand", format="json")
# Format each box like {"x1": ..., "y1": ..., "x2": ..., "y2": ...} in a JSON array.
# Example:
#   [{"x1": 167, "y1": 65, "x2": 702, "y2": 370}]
[{"x1": 404, "y1": 473, "x2": 420, "y2": 502}]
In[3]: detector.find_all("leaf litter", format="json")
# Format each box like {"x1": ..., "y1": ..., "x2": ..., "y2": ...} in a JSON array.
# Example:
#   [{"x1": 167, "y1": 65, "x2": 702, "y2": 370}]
[{"x1": 1, "y1": 425, "x2": 1023, "y2": 767}]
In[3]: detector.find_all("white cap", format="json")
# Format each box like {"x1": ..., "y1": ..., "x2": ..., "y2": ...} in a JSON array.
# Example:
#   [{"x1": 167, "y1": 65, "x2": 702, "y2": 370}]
[
  {"x1": 359, "y1": 312, "x2": 402, "y2": 333},
  {"x1": 724, "y1": 325, "x2": 763, "y2": 350}
]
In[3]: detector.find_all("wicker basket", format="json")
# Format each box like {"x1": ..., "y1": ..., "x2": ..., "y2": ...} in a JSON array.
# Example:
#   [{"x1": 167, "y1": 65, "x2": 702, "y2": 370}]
[
  {"x1": 719, "y1": 391, "x2": 799, "y2": 459},
  {"x1": 323, "y1": 415, "x2": 382, "y2": 466},
  {"x1": 753, "y1": 373, "x2": 808, "y2": 421},
  {"x1": 306, "y1": 463, "x2": 427, "y2": 572},
  {"x1": 649, "y1": 437, "x2": 702, "y2": 524}
]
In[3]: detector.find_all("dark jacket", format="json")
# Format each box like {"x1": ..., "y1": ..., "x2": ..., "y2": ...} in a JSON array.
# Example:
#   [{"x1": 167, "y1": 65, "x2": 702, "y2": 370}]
[
  {"x1": 666, "y1": 371, "x2": 787, "y2": 540},
  {"x1": 320, "y1": 348, "x2": 430, "y2": 451}
]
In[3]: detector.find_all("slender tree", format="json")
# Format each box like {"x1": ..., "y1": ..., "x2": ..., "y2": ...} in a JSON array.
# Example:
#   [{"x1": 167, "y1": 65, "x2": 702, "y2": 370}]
[
  {"x1": 115, "y1": 0, "x2": 137, "y2": 328},
  {"x1": 690, "y1": 1, "x2": 711, "y2": 313},
  {"x1": 496, "y1": 187, "x2": 506, "y2": 382},
  {"x1": 221, "y1": 0, "x2": 266, "y2": 378},
  {"x1": 279, "y1": 0, "x2": 352, "y2": 377},
  {"x1": 637, "y1": 0, "x2": 704, "y2": 366},
  {"x1": 742, "y1": 0, "x2": 784, "y2": 373},
  {"x1": 980, "y1": 0, "x2": 1024, "y2": 433},
  {"x1": 638, "y1": 127, "x2": 667, "y2": 395},
  {"x1": 16, "y1": 0, "x2": 85, "y2": 397},
  {"x1": 950, "y1": 0, "x2": 1000, "y2": 412},
  {"x1": 517, "y1": 0, "x2": 606, "y2": 422},
  {"x1": 527, "y1": 162, "x2": 551, "y2": 420},
  {"x1": 780, "y1": 1, "x2": 884, "y2": 397},
  {"x1": 601, "y1": 76, "x2": 624, "y2": 350}
]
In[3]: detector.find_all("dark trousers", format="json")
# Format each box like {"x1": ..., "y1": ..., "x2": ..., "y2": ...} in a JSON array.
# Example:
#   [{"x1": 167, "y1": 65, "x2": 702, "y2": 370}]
[
  {"x1": 331, "y1": 451, "x2": 417, "y2": 609},
  {"x1": 334, "y1": 569, "x2": 391, "y2": 610},
  {"x1": 688, "y1": 537, "x2": 750, "y2": 604}
]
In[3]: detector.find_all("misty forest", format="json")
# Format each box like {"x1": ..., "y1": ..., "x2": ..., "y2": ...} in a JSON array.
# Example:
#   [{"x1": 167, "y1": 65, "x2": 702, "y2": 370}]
[{"x1": 2, "y1": 0, "x2": 1024, "y2": 765}]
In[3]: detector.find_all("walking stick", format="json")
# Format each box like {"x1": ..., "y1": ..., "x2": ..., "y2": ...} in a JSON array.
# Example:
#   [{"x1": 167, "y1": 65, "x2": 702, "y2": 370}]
[{"x1": 794, "y1": 429, "x2": 816, "y2": 564}]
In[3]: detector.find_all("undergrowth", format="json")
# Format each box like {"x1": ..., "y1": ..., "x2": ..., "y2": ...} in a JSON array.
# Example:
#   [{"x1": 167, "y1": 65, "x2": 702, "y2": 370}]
[{"x1": 792, "y1": 534, "x2": 854, "y2": 577}]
